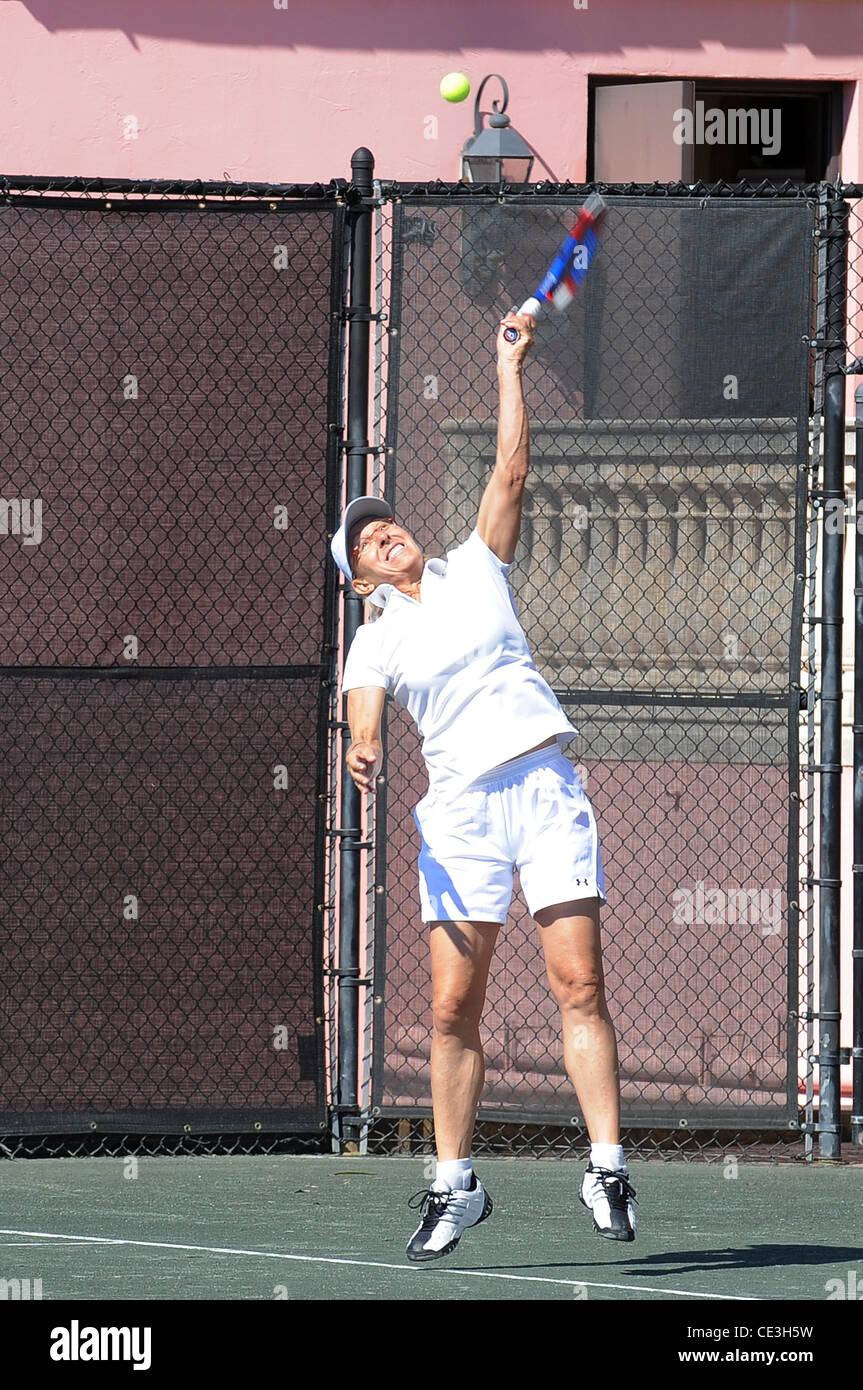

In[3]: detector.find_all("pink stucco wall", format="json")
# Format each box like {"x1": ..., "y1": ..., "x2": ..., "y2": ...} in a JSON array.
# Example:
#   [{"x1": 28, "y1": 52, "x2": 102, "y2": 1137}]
[{"x1": 1, "y1": 0, "x2": 861, "y2": 183}]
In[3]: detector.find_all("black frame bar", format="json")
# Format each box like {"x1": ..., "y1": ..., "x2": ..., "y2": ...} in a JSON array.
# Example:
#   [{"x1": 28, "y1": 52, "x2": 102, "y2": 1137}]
[
  {"x1": 816, "y1": 194, "x2": 850, "y2": 1160},
  {"x1": 854, "y1": 380, "x2": 863, "y2": 1149},
  {"x1": 0, "y1": 174, "x2": 345, "y2": 200},
  {"x1": 334, "y1": 148, "x2": 375, "y2": 1146},
  {"x1": 377, "y1": 179, "x2": 863, "y2": 202}
]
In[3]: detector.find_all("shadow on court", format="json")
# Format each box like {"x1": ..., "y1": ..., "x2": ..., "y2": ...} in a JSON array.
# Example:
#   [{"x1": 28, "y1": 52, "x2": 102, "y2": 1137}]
[
  {"x1": 0, "y1": 1154, "x2": 860, "y2": 1301},
  {"x1": 460, "y1": 1244, "x2": 863, "y2": 1276}
]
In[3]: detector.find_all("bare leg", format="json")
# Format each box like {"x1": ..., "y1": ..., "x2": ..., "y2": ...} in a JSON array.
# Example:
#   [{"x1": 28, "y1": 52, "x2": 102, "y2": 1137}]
[
  {"x1": 428, "y1": 920, "x2": 500, "y2": 1160},
  {"x1": 535, "y1": 898, "x2": 621, "y2": 1143}
]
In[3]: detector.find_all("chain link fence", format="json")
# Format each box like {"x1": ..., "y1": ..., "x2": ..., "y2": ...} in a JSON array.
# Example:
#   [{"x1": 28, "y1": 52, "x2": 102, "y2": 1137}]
[
  {"x1": 364, "y1": 182, "x2": 830, "y2": 1161},
  {"x1": 1, "y1": 174, "x2": 859, "y2": 1164}
]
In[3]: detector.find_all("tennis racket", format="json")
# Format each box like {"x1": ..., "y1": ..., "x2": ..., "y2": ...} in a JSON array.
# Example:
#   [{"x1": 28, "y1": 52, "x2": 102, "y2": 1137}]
[{"x1": 502, "y1": 193, "x2": 606, "y2": 342}]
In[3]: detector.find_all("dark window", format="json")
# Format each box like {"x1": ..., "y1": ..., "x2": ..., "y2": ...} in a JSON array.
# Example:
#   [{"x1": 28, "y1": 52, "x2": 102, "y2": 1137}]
[{"x1": 589, "y1": 78, "x2": 843, "y2": 183}]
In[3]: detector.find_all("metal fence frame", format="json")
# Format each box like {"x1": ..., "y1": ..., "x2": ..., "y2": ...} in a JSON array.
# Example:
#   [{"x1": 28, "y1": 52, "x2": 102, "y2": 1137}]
[
  {"x1": 1, "y1": 168, "x2": 860, "y2": 1162},
  {"x1": 352, "y1": 175, "x2": 863, "y2": 1162},
  {"x1": 0, "y1": 171, "x2": 351, "y2": 1151}
]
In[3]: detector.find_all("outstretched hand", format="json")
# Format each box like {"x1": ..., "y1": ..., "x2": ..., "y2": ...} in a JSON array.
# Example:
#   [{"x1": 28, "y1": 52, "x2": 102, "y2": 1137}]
[{"x1": 497, "y1": 311, "x2": 535, "y2": 368}]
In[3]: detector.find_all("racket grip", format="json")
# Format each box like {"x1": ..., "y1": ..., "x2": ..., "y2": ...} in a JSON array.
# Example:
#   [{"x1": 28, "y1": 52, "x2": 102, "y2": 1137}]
[{"x1": 503, "y1": 296, "x2": 542, "y2": 342}]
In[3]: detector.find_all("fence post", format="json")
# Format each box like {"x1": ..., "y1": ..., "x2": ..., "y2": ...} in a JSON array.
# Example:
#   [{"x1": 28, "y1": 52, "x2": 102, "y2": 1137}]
[
  {"x1": 336, "y1": 147, "x2": 375, "y2": 1148},
  {"x1": 854, "y1": 380, "x2": 863, "y2": 1149},
  {"x1": 817, "y1": 194, "x2": 849, "y2": 1160}
]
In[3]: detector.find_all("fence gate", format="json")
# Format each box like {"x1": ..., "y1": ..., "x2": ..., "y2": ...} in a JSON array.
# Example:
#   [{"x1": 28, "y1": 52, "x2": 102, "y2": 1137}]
[
  {"x1": 0, "y1": 178, "x2": 344, "y2": 1137},
  {"x1": 366, "y1": 184, "x2": 818, "y2": 1150}
]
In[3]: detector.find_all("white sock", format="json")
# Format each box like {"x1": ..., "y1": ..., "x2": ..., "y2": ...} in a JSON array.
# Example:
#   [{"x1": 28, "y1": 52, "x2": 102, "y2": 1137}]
[
  {"x1": 590, "y1": 1142, "x2": 626, "y2": 1172},
  {"x1": 434, "y1": 1157, "x2": 474, "y2": 1190}
]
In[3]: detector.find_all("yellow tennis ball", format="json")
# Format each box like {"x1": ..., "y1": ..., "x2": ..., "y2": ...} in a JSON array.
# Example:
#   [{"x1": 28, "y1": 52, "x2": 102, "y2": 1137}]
[{"x1": 440, "y1": 72, "x2": 470, "y2": 103}]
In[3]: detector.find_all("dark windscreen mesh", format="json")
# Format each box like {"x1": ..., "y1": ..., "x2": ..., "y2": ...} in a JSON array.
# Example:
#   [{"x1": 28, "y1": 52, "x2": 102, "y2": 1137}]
[
  {"x1": 0, "y1": 205, "x2": 333, "y2": 665},
  {"x1": 0, "y1": 678, "x2": 322, "y2": 1132},
  {"x1": 375, "y1": 196, "x2": 811, "y2": 1126},
  {"x1": 0, "y1": 198, "x2": 338, "y2": 1132}
]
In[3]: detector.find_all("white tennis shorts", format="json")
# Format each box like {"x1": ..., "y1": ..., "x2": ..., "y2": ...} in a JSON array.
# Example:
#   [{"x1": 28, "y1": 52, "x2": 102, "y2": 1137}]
[{"x1": 412, "y1": 743, "x2": 607, "y2": 924}]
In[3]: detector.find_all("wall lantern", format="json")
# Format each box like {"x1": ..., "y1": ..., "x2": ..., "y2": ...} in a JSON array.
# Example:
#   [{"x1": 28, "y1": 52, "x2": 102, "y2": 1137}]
[{"x1": 460, "y1": 75, "x2": 535, "y2": 185}]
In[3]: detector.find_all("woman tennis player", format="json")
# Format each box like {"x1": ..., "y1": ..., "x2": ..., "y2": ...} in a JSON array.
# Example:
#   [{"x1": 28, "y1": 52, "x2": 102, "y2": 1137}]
[{"x1": 330, "y1": 310, "x2": 637, "y2": 1260}]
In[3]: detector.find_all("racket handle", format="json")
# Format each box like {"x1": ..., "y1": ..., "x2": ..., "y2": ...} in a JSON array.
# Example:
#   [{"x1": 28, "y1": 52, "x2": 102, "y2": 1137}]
[{"x1": 503, "y1": 296, "x2": 542, "y2": 342}]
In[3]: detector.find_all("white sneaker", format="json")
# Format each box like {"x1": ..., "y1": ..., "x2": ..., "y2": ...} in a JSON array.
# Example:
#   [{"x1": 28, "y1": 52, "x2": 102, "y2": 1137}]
[
  {"x1": 579, "y1": 1162, "x2": 638, "y2": 1241},
  {"x1": 405, "y1": 1173, "x2": 493, "y2": 1262}
]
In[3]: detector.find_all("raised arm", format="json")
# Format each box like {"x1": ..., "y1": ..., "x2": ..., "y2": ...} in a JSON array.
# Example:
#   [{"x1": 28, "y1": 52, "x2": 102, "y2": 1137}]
[
  {"x1": 346, "y1": 685, "x2": 386, "y2": 794},
  {"x1": 476, "y1": 311, "x2": 535, "y2": 565}
]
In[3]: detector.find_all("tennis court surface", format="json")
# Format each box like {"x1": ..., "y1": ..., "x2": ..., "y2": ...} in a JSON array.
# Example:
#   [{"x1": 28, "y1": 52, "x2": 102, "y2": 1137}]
[{"x1": 1, "y1": 1154, "x2": 861, "y2": 1301}]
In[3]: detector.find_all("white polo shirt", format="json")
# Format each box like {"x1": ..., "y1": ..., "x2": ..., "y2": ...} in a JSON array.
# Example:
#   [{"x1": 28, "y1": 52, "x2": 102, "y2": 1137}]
[{"x1": 341, "y1": 526, "x2": 578, "y2": 799}]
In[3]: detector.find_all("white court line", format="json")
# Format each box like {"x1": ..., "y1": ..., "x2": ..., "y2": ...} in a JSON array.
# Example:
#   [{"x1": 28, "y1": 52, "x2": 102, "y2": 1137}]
[{"x1": 0, "y1": 1229, "x2": 757, "y2": 1300}]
